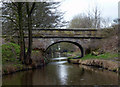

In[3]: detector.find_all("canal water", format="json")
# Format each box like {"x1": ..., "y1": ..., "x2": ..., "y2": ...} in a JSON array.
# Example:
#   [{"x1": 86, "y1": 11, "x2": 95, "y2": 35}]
[{"x1": 2, "y1": 57, "x2": 119, "y2": 86}]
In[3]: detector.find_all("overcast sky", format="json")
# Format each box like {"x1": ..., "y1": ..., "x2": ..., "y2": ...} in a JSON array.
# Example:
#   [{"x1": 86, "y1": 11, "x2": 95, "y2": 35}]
[{"x1": 58, "y1": 0, "x2": 119, "y2": 22}]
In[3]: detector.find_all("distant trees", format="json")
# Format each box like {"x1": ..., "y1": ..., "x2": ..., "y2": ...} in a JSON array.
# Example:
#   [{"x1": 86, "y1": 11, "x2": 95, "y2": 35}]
[
  {"x1": 89, "y1": 6, "x2": 101, "y2": 28},
  {"x1": 69, "y1": 13, "x2": 94, "y2": 28},
  {"x1": 2, "y1": 1, "x2": 66, "y2": 65},
  {"x1": 69, "y1": 6, "x2": 111, "y2": 28}
]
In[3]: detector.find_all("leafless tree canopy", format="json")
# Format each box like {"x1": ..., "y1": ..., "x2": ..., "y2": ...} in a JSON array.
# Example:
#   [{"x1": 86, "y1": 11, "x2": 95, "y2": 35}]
[{"x1": 69, "y1": 6, "x2": 111, "y2": 28}]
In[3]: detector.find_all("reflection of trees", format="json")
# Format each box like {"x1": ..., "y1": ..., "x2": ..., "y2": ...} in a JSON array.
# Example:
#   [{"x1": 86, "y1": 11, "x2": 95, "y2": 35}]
[{"x1": 21, "y1": 70, "x2": 33, "y2": 86}]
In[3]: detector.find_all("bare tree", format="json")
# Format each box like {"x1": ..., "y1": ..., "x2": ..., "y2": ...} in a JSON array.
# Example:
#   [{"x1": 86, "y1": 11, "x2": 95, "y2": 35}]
[
  {"x1": 69, "y1": 5, "x2": 111, "y2": 28},
  {"x1": 93, "y1": 6, "x2": 101, "y2": 28},
  {"x1": 86, "y1": 5, "x2": 101, "y2": 28},
  {"x1": 101, "y1": 17, "x2": 111, "y2": 28}
]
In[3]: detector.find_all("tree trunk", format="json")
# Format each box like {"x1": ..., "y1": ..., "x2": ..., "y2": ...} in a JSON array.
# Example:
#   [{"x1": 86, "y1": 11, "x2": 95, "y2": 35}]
[
  {"x1": 26, "y1": 14, "x2": 32, "y2": 65},
  {"x1": 18, "y1": 3, "x2": 25, "y2": 63},
  {"x1": 25, "y1": 3, "x2": 34, "y2": 65}
]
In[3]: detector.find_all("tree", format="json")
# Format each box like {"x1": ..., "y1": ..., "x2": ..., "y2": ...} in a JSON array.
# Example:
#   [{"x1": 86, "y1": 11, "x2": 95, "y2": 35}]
[
  {"x1": 2, "y1": 2, "x2": 66, "y2": 34},
  {"x1": 2, "y1": 2, "x2": 36, "y2": 64},
  {"x1": 32, "y1": 2, "x2": 66, "y2": 28},
  {"x1": 69, "y1": 5, "x2": 111, "y2": 28},
  {"x1": 2, "y1": 2, "x2": 26, "y2": 63},
  {"x1": 2, "y1": 1, "x2": 66, "y2": 64},
  {"x1": 90, "y1": 6, "x2": 101, "y2": 28},
  {"x1": 25, "y1": 2, "x2": 36, "y2": 64},
  {"x1": 17, "y1": 2, "x2": 26, "y2": 63},
  {"x1": 69, "y1": 13, "x2": 94, "y2": 28}
]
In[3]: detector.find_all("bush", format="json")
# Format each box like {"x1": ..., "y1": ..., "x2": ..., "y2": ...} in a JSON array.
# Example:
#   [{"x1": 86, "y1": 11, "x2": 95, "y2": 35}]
[{"x1": 2, "y1": 42, "x2": 20, "y2": 64}]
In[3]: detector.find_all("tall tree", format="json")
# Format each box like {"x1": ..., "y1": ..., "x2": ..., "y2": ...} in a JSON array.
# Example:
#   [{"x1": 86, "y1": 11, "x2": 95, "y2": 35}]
[
  {"x1": 88, "y1": 6, "x2": 101, "y2": 28},
  {"x1": 17, "y1": 2, "x2": 26, "y2": 63},
  {"x1": 25, "y1": 2, "x2": 35, "y2": 64}
]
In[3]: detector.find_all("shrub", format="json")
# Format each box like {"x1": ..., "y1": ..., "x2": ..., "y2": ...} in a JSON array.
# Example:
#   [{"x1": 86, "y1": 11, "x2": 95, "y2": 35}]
[{"x1": 2, "y1": 42, "x2": 20, "y2": 64}]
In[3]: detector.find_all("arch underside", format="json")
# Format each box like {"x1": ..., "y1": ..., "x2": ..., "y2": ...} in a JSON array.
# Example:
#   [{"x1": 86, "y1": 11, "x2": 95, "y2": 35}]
[{"x1": 45, "y1": 41, "x2": 84, "y2": 58}]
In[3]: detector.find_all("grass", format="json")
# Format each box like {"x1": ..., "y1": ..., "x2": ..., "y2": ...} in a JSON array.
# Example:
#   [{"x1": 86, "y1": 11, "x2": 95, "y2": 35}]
[
  {"x1": 68, "y1": 52, "x2": 118, "y2": 60},
  {"x1": 81, "y1": 53, "x2": 118, "y2": 60}
]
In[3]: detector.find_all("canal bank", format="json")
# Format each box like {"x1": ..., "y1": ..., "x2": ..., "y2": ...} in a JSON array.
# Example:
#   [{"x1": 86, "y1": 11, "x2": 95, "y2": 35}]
[
  {"x1": 68, "y1": 58, "x2": 120, "y2": 73},
  {"x1": 2, "y1": 61, "x2": 48, "y2": 75}
]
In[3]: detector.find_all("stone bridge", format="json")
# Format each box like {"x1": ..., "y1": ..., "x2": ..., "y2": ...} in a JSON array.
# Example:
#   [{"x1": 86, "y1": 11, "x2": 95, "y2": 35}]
[{"x1": 22, "y1": 28, "x2": 106, "y2": 57}]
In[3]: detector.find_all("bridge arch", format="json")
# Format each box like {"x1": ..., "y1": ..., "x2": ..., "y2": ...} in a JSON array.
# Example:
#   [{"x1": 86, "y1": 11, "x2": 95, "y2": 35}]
[{"x1": 45, "y1": 41, "x2": 84, "y2": 58}]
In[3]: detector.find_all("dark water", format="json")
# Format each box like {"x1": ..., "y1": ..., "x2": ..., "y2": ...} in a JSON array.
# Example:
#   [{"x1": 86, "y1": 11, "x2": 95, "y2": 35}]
[{"x1": 2, "y1": 58, "x2": 119, "y2": 86}]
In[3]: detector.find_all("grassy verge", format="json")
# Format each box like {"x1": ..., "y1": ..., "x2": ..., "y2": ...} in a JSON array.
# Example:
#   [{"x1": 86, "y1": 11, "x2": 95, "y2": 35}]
[
  {"x1": 81, "y1": 53, "x2": 118, "y2": 60},
  {"x1": 68, "y1": 52, "x2": 118, "y2": 61}
]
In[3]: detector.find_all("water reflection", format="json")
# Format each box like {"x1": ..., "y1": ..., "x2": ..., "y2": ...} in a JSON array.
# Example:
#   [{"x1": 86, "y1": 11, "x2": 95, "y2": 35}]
[
  {"x1": 57, "y1": 64, "x2": 68, "y2": 85},
  {"x1": 46, "y1": 52, "x2": 69, "y2": 59},
  {"x1": 2, "y1": 61, "x2": 119, "y2": 85},
  {"x1": 51, "y1": 57, "x2": 67, "y2": 60}
]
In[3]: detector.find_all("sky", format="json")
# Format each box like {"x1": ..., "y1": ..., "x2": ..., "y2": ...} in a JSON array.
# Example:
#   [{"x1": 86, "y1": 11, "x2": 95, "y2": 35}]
[
  {"x1": 1, "y1": 0, "x2": 119, "y2": 21},
  {"x1": 58, "y1": 0, "x2": 120, "y2": 22}
]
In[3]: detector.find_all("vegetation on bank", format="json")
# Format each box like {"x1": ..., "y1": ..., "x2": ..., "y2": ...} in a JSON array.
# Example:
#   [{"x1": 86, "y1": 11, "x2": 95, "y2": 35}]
[
  {"x1": 68, "y1": 52, "x2": 118, "y2": 61},
  {"x1": 81, "y1": 53, "x2": 118, "y2": 60},
  {"x1": 2, "y1": 42, "x2": 47, "y2": 75},
  {"x1": 2, "y1": 43, "x2": 23, "y2": 74},
  {"x1": 2, "y1": 43, "x2": 20, "y2": 63}
]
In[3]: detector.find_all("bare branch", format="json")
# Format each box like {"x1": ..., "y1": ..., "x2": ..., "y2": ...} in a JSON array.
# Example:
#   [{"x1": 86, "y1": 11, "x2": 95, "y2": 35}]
[
  {"x1": 29, "y1": 2, "x2": 35, "y2": 15},
  {"x1": 2, "y1": 15, "x2": 18, "y2": 27}
]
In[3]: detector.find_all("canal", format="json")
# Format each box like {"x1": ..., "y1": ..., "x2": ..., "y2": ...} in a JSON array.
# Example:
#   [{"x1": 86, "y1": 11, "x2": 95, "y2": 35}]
[{"x1": 2, "y1": 57, "x2": 119, "y2": 85}]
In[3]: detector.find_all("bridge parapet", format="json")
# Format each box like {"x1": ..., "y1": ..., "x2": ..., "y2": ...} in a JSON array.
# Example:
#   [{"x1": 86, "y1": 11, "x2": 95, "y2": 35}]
[{"x1": 21, "y1": 28, "x2": 107, "y2": 39}]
